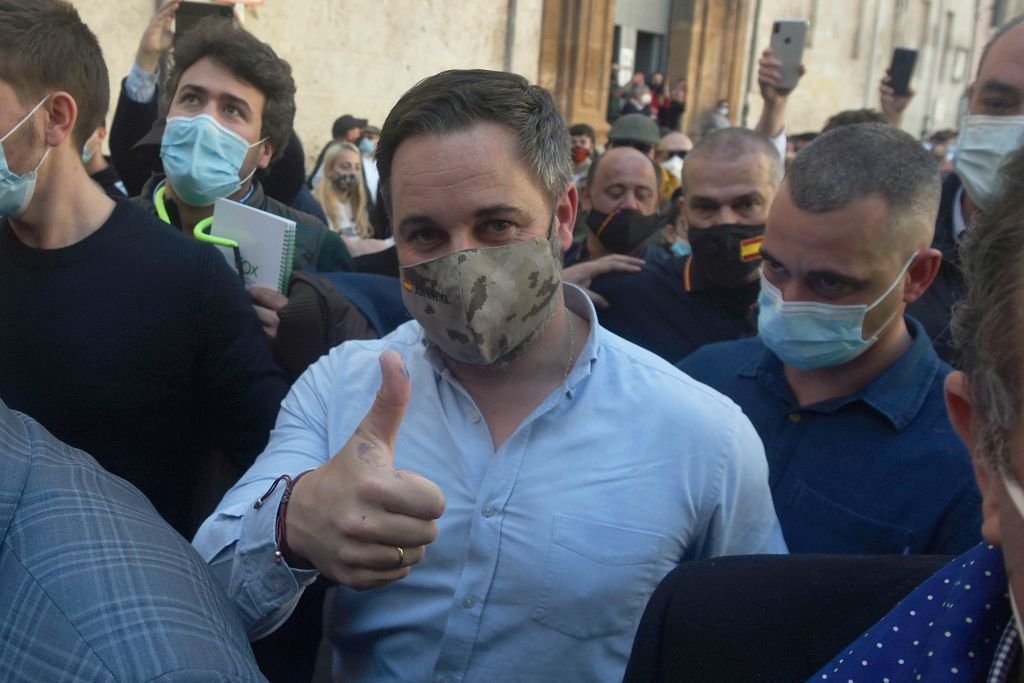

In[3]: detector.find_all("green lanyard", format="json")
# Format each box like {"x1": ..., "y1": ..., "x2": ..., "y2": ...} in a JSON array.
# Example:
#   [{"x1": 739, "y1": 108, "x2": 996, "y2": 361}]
[{"x1": 154, "y1": 185, "x2": 246, "y2": 284}]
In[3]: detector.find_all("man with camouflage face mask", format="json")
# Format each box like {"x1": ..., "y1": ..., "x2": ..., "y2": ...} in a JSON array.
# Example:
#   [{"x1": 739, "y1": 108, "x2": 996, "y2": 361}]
[{"x1": 194, "y1": 69, "x2": 786, "y2": 683}]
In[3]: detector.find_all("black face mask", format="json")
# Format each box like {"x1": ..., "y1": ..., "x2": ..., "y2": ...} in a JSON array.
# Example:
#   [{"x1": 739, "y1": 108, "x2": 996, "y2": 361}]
[
  {"x1": 586, "y1": 208, "x2": 662, "y2": 254},
  {"x1": 689, "y1": 223, "x2": 766, "y2": 288}
]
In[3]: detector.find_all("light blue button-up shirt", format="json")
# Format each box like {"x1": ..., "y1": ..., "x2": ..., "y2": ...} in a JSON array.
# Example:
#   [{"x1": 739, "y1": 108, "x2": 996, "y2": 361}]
[{"x1": 194, "y1": 284, "x2": 786, "y2": 683}]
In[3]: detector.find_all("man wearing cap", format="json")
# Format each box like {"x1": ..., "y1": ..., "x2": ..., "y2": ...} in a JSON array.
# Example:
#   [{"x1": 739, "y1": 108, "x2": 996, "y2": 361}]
[
  {"x1": 606, "y1": 113, "x2": 679, "y2": 202},
  {"x1": 587, "y1": 127, "x2": 781, "y2": 363}
]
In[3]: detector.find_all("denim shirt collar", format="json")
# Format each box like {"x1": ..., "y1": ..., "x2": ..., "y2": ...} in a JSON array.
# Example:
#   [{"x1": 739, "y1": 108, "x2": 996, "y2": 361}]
[{"x1": 738, "y1": 316, "x2": 941, "y2": 430}]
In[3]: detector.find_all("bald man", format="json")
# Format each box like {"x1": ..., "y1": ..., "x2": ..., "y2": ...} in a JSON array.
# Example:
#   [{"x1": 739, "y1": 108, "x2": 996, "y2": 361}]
[
  {"x1": 564, "y1": 146, "x2": 664, "y2": 266},
  {"x1": 588, "y1": 128, "x2": 781, "y2": 363},
  {"x1": 657, "y1": 131, "x2": 693, "y2": 185},
  {"x1": 680, "y1": 123, "x2": 980, "y2": 555}
]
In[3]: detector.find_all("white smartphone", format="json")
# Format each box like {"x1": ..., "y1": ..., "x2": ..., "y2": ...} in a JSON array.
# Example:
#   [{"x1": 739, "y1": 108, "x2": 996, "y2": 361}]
[{"x1": 770, "y1": 19, "x2": 809, "y2": 91}]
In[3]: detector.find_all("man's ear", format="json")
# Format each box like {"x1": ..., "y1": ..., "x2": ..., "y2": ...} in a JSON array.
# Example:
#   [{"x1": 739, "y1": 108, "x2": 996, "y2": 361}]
[
  {"x1": 256, "y1": 138, "x2": 275, "y2": 170},
  {"x1": 556, "y1": 183, "x2": 578, "y2": 252},
  {"x1": 946, "y1": 370, "x2": 1002, "y2": 545},
  {"x1": 903, "y1": 247, "x2": 943, "y2": 304},
  {"x1": 43, "y1": 91, "x2": 77, "y2": 149}
]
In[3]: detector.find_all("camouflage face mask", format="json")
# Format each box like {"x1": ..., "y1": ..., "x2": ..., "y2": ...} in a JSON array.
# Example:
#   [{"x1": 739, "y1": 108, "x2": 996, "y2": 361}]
[{"x1": 400, "y1": 237, "x2": 562, "y2": 365}]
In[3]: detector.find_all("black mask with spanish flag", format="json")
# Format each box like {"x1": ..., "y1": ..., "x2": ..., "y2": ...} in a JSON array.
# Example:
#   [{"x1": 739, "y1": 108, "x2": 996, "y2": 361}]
[
  {"x1": 689, "y1": 223, "x2": 765, "y2": 288},
  {"x1": 586, "y1": 208, "x2": 662, "y2": 254}
]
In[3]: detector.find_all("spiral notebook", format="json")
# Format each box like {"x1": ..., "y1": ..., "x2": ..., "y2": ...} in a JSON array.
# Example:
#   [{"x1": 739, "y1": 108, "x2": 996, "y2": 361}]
[{"x1": 211, "y1": 198, "x2": 296, "y2": 293}]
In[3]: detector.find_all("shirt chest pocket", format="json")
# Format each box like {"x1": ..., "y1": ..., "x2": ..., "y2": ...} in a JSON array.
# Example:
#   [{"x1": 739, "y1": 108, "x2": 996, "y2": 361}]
[
  {"x1": 530, "y1": 514, "x2": 667, "y2": 640},
  {"x1": 782, "y1": 480, "x2": 916, "y2": 554}
]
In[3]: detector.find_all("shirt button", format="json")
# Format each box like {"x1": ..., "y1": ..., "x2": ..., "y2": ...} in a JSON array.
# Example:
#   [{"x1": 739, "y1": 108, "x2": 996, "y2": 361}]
[
  {"x1": 461, "y1": 595, "x2": 477, "y2": 609},
  {"x1": 788, "y1": 412, "x2": 801, "y2": 422},
  {"x1": 482, "y1": 505, "x2": 495, "y2": 518},
  {"x1": 470, "y1": 413, "x2": 482, "y2": 424}
]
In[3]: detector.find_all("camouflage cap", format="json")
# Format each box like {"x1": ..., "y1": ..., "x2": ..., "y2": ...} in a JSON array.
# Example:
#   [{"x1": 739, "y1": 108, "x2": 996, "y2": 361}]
[{"x1": 608, "y1": 114, "x2": 661, "y2": 147}]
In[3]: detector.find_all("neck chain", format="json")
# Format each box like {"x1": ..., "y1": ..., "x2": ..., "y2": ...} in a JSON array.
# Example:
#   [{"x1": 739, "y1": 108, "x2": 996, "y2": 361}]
[{"x1": 563, "y1": 306, "x2": 576, "y2": 380}]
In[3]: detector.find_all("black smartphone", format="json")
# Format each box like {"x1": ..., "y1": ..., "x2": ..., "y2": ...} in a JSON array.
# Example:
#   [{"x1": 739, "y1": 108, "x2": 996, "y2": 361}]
[
  {"x1": 889, "y1": 48, "x2": 918, "y2": 96},
  {"x1": 175, "y1": 1, "x2": 235, "y2": 40}
]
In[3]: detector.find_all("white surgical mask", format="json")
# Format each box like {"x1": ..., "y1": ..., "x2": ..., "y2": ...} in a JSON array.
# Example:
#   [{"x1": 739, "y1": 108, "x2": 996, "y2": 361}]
[
  {"x1": 662, "y1": 154, "x2": 684, "y2": 180},
  {"x1": 953, "y1": 115, "x2": 1024, "y2": 213}
]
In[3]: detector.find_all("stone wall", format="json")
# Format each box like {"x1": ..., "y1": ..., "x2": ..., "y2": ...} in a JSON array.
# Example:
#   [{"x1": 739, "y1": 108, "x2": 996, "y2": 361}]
[
  {"x1": 739, "y1": 0, "x2": 1012, "y2": 138},
  {"x1": 71, "y1": 0, "x2": 543, "y2": 171}
]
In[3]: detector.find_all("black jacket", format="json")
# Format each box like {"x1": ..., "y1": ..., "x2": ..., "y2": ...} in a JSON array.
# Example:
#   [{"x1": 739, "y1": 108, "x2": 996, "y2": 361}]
[{"x1": 624, "y1": 553, "x2": 950, "y2": 682}]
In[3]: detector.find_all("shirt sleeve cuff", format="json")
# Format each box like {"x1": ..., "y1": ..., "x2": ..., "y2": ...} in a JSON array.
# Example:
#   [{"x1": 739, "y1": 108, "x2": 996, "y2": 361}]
[
  {"x1": 236, "y1": 481, "x2": 319, "y2": 638},
  {"x1": 125, "y1": 62, "x2": 159, "y2": 104}
]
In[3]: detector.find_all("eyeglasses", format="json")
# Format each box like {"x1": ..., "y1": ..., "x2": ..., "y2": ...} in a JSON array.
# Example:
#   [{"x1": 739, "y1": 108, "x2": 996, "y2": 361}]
[{"x1": 665, "y1": 150, "x2": 689, "y2": 160}]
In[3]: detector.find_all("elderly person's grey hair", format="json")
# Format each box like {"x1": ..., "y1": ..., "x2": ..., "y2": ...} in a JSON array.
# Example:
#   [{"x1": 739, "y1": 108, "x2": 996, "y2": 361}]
[
  {"x1": 952, "y1": 145, "x2": 1024, "y2": 473},
  {"x1": 784, "y1": 123, "x2": 941, "y2": 260}
]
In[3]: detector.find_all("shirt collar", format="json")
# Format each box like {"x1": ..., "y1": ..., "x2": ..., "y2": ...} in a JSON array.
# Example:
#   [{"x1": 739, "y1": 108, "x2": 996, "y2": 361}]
[{"x1": 739, "y1": 316, "x2": 941, "y2": 430}]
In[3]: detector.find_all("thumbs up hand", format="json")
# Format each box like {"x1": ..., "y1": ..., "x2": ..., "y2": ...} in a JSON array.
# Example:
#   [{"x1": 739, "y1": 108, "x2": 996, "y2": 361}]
[{"x1": 285, "y1": 350, "x2": 446, "y2": 589}]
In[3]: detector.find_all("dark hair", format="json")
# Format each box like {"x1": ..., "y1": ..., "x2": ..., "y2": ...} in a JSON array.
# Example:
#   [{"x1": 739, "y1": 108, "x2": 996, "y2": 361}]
[
  {"x1": 952, "y1": 144, "x2": 1024, "y2": 472},
  {"x1": 0, "y1": 0, "x2": 108, "y2": 147},
  {"x1": 569, "y1": 123, "x2": 596, "y2": 144},
  {"x1": 162, "y1": 19, "x2": 296, "y2": 165},
  {"x1": 786, "y1": 123, "x2": 940, "y2": 251},
  {"x1": 822, "y1": 108, "x2": 888, "y2": 133},
  {"x1": 376, "y1": 69, "x2": 572, "y2": 217}
]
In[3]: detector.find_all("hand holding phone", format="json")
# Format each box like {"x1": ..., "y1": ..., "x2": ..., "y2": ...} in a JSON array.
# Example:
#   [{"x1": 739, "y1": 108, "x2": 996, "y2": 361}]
[
  {"x1": 769, "y1": 20, "x2": 809, "y2": 92},
  {"x1": 888, "y1": 48, "x2": 918, "y2": 96}
]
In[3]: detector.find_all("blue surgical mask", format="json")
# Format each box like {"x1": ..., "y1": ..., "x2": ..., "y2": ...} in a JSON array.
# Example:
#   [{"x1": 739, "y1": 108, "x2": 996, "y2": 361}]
[
  {"x1": 160, "y1": 114, "x2": 265, "y2": 207},
  {"x1": 757, "y1": 254, "x2": 916, "y2": 369},
  {"x1": 359, "y1": 137, "x2": 376, "y2": 155},
  {"x1": 0, "y1": 96, "x2": 50, "y2": 219},
  {"x1": 670, "y1": 239, "x2": 691, "y2": 258},
  {"x1": 953, "y1": 115, "x2": 1024, "y2": 213},
  {"x1": 81, "y1": 140, "x2": 95, "y2": 165}
]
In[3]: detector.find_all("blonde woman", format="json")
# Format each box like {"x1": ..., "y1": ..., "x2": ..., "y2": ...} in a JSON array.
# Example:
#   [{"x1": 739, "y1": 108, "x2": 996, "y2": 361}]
[{"x1": 314, "y1": 142, "x2": 389, "y2": 256}]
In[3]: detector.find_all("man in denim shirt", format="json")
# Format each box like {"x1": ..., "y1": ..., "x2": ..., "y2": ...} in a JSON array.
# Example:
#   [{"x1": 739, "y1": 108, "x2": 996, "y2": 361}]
[{"x1": 680, "y1": 123, "x2": 981, "y2": 555}]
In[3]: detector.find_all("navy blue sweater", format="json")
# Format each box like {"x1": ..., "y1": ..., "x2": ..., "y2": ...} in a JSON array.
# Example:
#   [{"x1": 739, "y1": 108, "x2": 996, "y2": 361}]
[{"x1": 0, "y1": 200, "x2": 288, "y2": 534}]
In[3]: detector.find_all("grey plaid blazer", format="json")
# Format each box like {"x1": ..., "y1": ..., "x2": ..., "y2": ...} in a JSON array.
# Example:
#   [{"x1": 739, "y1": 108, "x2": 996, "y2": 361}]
[{"x1": 0, "y1": 401, "x2": 266, "y2": 682}]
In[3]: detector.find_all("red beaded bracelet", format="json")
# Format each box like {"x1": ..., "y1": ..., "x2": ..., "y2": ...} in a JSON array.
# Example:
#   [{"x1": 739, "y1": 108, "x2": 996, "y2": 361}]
[{"x1": 254, "y1": 470, "x2": 314, "y2": 565}]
